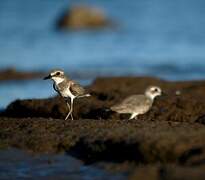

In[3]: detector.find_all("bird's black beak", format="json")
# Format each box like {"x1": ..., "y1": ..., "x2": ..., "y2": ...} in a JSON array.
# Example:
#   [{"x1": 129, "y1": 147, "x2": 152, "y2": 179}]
[{"x1": 43, "y1": 74, "x2": 52, "y2": 80}]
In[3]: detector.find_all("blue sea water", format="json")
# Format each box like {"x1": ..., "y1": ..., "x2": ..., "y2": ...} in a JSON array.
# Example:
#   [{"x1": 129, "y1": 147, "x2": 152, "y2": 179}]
[
  {"x1": 1, "y1": 0, "x2": 205, "y2": 107},
  {"x1": 0, "y1": 148, "x2": 125, "y2": 179}
]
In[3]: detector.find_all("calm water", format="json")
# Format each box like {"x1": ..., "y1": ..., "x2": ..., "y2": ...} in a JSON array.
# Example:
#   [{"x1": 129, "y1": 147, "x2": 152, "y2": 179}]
[
  {"x1": 1, "y1": 0, "x2": 205, "y2": 107},
  {"x1": 0, "y1": 148, "x2": 125, "y2": 179}
]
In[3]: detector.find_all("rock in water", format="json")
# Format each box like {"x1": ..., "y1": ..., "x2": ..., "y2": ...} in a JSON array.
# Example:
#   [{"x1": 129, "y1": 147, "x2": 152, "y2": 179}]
[
  {"x1": 57, "y1": 5, "x2": 112, "y2": 30},
  {"x1": 0, "y1": 68, "x2": 44, "y2": 81}
]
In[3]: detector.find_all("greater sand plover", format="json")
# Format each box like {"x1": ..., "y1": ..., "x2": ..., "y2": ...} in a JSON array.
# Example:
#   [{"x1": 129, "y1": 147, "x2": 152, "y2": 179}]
[
  {"x1": 44, "y1": 69, "x2": 90, "y2": 120},
  {"x1": 111, "y1": 86, "x2": 162, "y2": 120}
]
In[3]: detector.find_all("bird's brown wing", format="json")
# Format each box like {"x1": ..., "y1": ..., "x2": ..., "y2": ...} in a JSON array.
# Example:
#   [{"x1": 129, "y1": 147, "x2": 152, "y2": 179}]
[{"x1": 70, "y1": 81, "x2": 86, "y2": 96}]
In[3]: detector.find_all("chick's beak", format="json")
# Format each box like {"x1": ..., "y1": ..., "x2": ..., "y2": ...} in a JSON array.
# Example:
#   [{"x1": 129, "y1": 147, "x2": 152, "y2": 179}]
[{"x1": 43, "y1": 74, "x2": 52, "y2": 80}]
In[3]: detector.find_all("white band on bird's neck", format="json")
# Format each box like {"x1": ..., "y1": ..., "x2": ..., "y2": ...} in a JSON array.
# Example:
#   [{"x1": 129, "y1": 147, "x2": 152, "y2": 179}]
[{"x1": 52, "y1": 77, "x2": 64, "y2": 84}]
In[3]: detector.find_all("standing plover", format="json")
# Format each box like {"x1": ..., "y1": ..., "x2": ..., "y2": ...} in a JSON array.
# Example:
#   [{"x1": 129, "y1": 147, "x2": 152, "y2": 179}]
[
  {"x1": 44, "y1": 69, "x2": 90, "y2": 120},
  {"x1": 111, "y1": 86, "x2": 162, "y2": 120}
]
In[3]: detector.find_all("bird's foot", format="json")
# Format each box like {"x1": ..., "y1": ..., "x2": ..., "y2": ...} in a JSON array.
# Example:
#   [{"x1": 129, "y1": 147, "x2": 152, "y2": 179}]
[
  {"x1": 129, "y1": 113, "x2": 138, "y2": 120},
  {"x1": 65, "y1": 111, "x2": 74, "y2": 120}
]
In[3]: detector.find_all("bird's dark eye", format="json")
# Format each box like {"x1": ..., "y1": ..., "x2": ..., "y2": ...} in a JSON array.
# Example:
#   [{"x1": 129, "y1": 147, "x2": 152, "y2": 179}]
[
  {"x1": 151, "y1": 88, "x2": 158, "y2": 93},
  {"x1": 56, "y1": 72, "x2": 60, "y2": 76}
]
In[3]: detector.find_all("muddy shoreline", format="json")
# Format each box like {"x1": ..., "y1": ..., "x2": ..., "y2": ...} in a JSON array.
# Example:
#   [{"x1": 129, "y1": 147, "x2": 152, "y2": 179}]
[{"x1": 1, "y1": 76, "x2": 205, "y2": 179}]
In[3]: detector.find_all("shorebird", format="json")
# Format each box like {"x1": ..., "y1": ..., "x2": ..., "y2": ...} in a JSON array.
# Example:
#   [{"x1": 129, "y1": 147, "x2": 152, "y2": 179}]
[
  {"x1": 111, "y1": 86, "x2": 162, "y2": 120},
  {"x1": 44, "y1": 69, "x2": 90, "y2": 120}
]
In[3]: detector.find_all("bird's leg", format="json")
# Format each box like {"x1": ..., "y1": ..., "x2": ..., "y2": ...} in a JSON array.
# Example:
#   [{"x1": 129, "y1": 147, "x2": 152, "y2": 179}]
[
  {"x1": 70, "y1": 110, "x2": 73, "y2": 120},
  {"x1": 78, "y1": 94, "x2": 91, "y2": 98},
  {"x1": 65, "y1": 98, "x2": 74, "y2": 120},
  {"x1": 70, "y1": 98, "x2": 74, "y2": 120},
  {"x1": 65, "y1": 101, "x2": 71, "y2": 120},
  {"x1": 64, "y1": 99, "x2": 73, "y2": 120},
  {"x1": 129, "y1": 113, "x2": 138, "y2": 120}
]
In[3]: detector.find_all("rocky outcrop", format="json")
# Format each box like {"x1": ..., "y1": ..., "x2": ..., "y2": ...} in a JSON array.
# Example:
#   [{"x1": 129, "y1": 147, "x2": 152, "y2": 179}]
[
  {"x1": 1, "y1": 76, "x2": 205, "y2": 179},
  {"x1": 3, "y1": 77, "x2": 205, "y2": 123},
  {"x1": 0, "y1": 68, "x2": 44, "y2": 81}
]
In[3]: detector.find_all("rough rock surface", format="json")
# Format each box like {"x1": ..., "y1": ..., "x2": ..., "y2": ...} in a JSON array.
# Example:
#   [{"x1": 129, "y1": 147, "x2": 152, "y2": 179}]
[
  {"x1": 3, "y1": 77, "x2": 205, "y2": 122},
  {"x1": 57, "y1": 5, "x2": 112, "y2": 30},
  {"x1": 130, "y1": 164, "x2": 205, "y2": 180},
  {"x1": 1, "y1": 77, "x2": 205, "y2": 179}
]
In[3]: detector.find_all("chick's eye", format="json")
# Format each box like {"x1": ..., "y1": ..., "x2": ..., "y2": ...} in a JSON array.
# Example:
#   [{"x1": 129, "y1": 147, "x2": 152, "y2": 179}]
[{"x1": 56, "y1": 72, "x2": 60, "y2": 75}]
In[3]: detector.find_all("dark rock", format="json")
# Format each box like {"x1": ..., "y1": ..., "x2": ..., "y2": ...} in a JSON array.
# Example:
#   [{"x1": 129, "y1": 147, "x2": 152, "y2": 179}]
[
  {"x1": 2, "y1": 77, "x2": 205, "y2": 123},
  {"x1": 1, "y1": 77, "x2": 205, "y2": 179},
  {"x1": 196, "y1": 115, "x2": 205, "y2": 125},
  {"x1": 130, "y1": 164, "x2": 205, "y2": 180},
  {"x1": 0, "y1": 118, "x2": 205, "y2": 166}
]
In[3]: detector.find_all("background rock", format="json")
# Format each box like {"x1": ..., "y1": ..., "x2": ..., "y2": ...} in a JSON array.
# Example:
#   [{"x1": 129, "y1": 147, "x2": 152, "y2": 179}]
[
  {"x1": 0, "y1": 68, "x2": 44, "y2": 81},
  {"x1": 57, "y1": 5, "x2": 112, "y2": 30}
]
